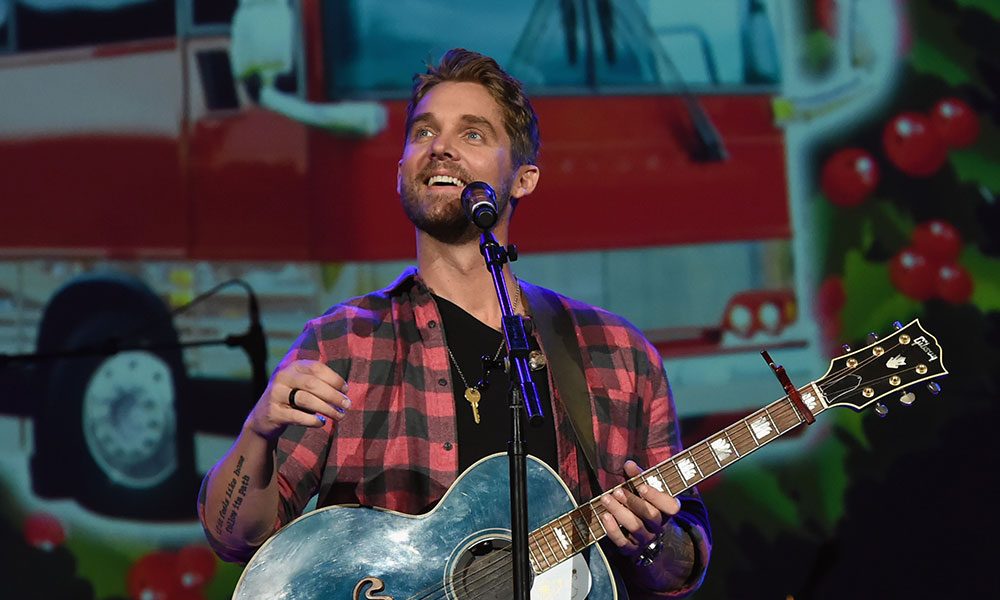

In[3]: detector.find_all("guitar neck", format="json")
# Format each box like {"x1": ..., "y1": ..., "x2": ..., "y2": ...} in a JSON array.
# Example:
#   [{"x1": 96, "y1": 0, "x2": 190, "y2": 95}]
[{"x1": 528, "y1": 381, "x2": 829, "y2": 574}]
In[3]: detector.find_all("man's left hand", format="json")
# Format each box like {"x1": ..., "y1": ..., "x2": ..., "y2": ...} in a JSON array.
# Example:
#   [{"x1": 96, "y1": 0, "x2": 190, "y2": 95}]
[{"x1": 600, "y1": 459, "x2": 680, "y2": 561}]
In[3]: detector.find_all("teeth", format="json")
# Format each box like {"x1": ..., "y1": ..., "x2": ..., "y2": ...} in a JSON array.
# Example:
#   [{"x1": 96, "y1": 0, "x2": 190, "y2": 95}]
[{"x1": 427, "y1": 175, "x2": 464, "y2": 186}]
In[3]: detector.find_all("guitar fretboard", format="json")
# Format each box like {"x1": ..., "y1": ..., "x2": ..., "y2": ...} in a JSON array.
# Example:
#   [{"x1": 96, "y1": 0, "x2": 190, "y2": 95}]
[{"x1": 527, "y1": 382, "x2": 828, "y2": 574}]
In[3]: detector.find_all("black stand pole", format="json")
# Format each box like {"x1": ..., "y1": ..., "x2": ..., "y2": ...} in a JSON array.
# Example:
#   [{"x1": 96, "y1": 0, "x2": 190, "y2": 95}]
[{"x1": 478, "y1": 231, "x2": 544, "y2": 600}]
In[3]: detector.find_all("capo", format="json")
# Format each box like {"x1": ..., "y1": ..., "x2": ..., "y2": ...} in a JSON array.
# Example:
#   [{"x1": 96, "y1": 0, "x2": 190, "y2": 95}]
[{"x1": 761, "y1": 350, "x2": 815, "y2": 425}]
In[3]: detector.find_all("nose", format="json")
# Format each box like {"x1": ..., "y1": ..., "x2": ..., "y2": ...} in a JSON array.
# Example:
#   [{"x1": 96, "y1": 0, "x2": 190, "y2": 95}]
[{"x1": 429, "y1": 132, "x2": 457, "y2": 161}]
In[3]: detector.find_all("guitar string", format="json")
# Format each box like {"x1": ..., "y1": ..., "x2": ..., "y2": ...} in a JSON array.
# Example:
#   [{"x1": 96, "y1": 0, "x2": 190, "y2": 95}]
[
  {"x1": 407, "y1": 338, "x2": 931, "y2": 598},
  {"x1": 409, "y1": 399, "x2": 814, "y2": 599}
]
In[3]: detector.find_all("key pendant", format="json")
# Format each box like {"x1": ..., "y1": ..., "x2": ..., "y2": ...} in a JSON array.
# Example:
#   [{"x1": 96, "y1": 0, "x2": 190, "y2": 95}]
[{"x1": 464, "y1": 387, "x2": 481, "y2": 424}]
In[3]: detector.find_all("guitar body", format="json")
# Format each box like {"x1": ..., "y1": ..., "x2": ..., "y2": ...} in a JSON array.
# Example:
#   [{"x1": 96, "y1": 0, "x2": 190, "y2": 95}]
[{"x1": 233, "y1": 454, "x2": 618, "y2": 599}]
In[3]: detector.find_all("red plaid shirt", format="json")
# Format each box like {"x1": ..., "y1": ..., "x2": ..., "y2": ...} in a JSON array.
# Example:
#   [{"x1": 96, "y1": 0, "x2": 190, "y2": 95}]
[{"x1": 200, "y1": 268, "x2": 710, "y2": 596}]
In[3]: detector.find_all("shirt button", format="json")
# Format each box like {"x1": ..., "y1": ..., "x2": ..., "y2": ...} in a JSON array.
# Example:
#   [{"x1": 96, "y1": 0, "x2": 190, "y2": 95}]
[
  {"x1": 438, "y1": 378, "x2": 448, "y2": 387},
  {"x1": 443, "y1": 442, "x2": 453, "y2": 451},
  {"x1": 428, "y1": 320, "x2": 437, "y2": 328}
]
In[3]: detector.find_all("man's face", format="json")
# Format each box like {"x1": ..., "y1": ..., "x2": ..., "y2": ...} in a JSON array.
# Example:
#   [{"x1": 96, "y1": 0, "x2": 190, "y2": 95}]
[{"x1": 397, "y1": 81, "x2": 519, "y2": 244}]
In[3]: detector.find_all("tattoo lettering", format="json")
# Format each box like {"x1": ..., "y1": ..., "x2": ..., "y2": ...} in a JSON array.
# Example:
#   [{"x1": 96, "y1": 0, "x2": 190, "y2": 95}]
[{"x1": 214, "y1": 456, "x2": 248, "y2": 536}]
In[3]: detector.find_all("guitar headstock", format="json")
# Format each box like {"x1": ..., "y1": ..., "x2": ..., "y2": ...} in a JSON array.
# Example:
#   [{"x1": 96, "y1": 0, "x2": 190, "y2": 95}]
[{"x1": 819, "y1": 319, "x2": 947, "y2": 412}]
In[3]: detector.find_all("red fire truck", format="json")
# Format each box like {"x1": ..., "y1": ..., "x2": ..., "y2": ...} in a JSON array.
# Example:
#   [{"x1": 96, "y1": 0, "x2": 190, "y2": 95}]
[{"x1": 0, "y1": 0, "x2": 900, "y2": 519}]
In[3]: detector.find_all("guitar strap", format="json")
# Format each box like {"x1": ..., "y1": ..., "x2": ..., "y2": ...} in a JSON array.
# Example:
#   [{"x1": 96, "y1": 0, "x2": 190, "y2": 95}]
[{"x1": 521, "y1": 281, "x2": 604, "y2": 495}]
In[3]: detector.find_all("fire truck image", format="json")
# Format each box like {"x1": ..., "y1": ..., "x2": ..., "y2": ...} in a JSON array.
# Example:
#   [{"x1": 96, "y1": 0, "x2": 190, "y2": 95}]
[{"x1": 0, "y1": 0, "x2": 901, "y2": 521}]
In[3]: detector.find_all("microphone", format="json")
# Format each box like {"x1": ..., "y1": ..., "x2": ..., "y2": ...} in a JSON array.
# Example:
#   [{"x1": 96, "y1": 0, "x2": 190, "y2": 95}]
[{"x1": 461, "y1": 181, "x2": 498, "y2": 230}]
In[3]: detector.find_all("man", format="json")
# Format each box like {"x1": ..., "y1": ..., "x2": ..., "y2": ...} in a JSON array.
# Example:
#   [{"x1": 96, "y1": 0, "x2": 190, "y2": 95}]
[{"x1": 199, "y1": 48, "x2": 711, "y2": 598}]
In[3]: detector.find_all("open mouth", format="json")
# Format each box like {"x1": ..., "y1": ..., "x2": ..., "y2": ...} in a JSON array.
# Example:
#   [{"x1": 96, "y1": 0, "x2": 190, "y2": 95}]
[{"x1": 426, "y1": 175, "x2": 466, "y2": 188}]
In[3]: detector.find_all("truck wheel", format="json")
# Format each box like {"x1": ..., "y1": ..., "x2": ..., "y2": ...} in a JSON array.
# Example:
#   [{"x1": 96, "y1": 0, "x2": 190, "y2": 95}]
[{"x1": 31, "y1": 274, "x2": 197, "y2": 520}]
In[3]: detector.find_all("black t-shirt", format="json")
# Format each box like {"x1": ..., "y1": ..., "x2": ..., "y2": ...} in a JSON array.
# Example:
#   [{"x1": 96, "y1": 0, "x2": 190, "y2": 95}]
[{"x1": 433, "y1": 294, "x2": 559, "y2": 474}]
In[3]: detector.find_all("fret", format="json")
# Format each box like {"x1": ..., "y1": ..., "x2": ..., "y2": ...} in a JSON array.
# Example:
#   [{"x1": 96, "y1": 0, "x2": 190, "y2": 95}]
[
  {"x1": 641, "y1": 469, "x2": 669, "y2": 494},
  {"x1": 672, "y1": 450, "x2": 702, "y2": 486},
  {"x1": 734, "y1": 418, "x2": 762, "y2": 453},
  {"x1": 777, "y1": 398, "x2": 803, "y2": 431},
  {"x1": 741, "y1": 417, "x2": 761, "y2": 447},
  {"x1": 539, "y1": 525, "x2": 559, "y2": 562},
  {"x1": 577, "y1": 502, "x2": 604, "y2": 541},
  {"x1": 528, "y1": 551, "x2": 540, "y2": 574},
  {"x1": 746, "y1": 410, "x2": 777, "y2": 443},
  {"x1": 590, "y1": 500, "x2": 610, "y2": 536},
  {"x1": 568, "y1": 510, "x2": 594, "y2": 549},
  {"x1": 646, "y1": 465, "x2": 680, "y2": 496},
  {"x1": 653, "y1": 465, "x2": 683, "y2": 496},
  {"x1": 763, "y1": 407, "x2": 780, "y2": 435},
  {"x1": 722, "y1": 429, "x2": 742, "y2": 457},
  {"x1": 561, "y1": 514, "x2": 586, "y2": 553},
  {"x1": 690, "y1": 443, "x2": 719, "y2": 478},
  {"x1": 529, "y1": 534, "x2": 551, "y2": 570},
  {"x1": 708, "y1": 433, "x2": 739, "y2": 467},
  {"x1": 703, "y1": 440, "x2": 723, "y2": 469},
  {"x1": 668, "y1": 457, "x2": 688, "y2": 487},
  {"x1": 551, "y1": 520, "x2": 573, "y2": 558}
]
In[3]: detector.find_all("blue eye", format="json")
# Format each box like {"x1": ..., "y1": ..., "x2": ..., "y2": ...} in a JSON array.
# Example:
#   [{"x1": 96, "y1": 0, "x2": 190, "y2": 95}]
[{"x1": 466, "y1": 131, "x2": 483, "y2": 141}]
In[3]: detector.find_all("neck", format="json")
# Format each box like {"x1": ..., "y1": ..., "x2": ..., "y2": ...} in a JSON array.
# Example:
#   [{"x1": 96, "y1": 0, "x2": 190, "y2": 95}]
[{"x1": 417, "y1": 222, "x2": 517, "y2": 329}]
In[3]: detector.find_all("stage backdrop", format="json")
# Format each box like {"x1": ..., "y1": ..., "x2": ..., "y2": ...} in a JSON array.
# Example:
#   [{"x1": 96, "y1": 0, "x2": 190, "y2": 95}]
[{"x1": 0, "y1": 1, "x2": 996, "y2": 598}]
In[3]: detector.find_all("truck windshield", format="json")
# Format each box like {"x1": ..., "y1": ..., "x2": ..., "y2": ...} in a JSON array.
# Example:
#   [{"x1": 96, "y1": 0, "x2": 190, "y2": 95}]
[{"x1": 322, "y1": 0, "x2": 780, "y2": 99}]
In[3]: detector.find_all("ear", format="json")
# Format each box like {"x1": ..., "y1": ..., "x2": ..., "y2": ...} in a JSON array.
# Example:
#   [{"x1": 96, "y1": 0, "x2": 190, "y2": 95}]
[
  {"x1": 396, "y1": 159, "x2": 403, "y2": 195},
  {"x1": 511, "y1": 164, "x2": 540, "y2": 199}
]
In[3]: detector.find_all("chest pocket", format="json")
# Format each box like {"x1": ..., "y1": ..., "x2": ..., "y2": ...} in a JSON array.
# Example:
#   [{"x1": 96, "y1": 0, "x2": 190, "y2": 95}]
[{"x1": 591, "y1": 386, "x2": 644, "y2": 475}]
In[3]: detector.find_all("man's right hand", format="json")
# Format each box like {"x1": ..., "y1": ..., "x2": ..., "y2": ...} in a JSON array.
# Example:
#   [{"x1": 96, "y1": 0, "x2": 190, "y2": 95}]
[{"x1": 244, "y1": 360, "x2": 351, "y2": 441}]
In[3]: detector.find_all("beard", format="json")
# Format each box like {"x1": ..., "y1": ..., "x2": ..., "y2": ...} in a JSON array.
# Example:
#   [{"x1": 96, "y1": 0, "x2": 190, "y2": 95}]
[{"x1": 400, "y1": 165, "x2": 512, "y2": 244}]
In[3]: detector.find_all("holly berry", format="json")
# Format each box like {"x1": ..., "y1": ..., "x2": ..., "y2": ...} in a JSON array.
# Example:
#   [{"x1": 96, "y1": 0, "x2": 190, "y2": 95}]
[
  {"x1": 820, "y1": 148, "x2": 879, "y2": 206},
  {"x1": 177, "y1": 545, "x2": 216, "y2": 590},
  {"x1": 931, "y1": 98, "x2": 979, "y2": 148},
  {"x1": 817, "y1": 275, "x2": 846, "y2": 317},
  {"x1": 912, "y1": 220, "x2": 963, "y2": 262},
  {"x1": 889, "y1": 248, "x2": 937, "y2": 300},
  {"x1": 935, "y1": 263, "x2": 974, "y2": 303},
  {"x1": 883, "y1": 112, "x2": 947, "y2": 177},
  {"x1": 128, "y1": 551, "x2": 180, "y2": 600},
  {"x1": 23, "y1": 512, "x2": 66, "y2": 551}
]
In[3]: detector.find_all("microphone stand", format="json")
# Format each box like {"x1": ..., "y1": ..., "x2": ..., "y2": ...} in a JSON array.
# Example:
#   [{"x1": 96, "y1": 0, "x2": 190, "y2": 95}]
[{"x1": 478, "y1": 230, "x2": 545, "y2": 600}]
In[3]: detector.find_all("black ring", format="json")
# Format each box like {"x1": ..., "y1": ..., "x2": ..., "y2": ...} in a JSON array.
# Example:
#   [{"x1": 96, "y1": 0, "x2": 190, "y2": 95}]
[{"x1": 289, "y1": 387, "x2": 301, "y2": 409}]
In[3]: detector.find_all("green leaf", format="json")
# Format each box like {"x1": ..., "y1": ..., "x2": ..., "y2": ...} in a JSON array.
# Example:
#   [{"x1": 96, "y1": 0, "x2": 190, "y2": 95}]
[
  {"x1": 841, "y1": 250, "x2": 923, "y2": 341},
  {"x1": 963, "y1": 247, "x2": 1000, "y2": 311}
]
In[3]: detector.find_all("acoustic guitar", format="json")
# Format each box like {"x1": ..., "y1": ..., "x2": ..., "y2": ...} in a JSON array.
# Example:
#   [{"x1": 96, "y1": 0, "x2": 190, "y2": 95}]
[{"x1": 233, "y1": 319, "x2": 946, "y2": 599}]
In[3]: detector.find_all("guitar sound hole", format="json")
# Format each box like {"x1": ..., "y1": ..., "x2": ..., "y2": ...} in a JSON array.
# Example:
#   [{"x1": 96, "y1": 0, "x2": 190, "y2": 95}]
[{"x1": 451, "y1": 538, "x2": 532, "y2": 599}]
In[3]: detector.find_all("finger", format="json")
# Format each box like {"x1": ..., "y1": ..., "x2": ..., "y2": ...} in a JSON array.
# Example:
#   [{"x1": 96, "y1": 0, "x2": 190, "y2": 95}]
[
  {"x1": 624, "y1": 460, "x2": 681, "y2": 523},
  {"x1": 277, "y1": 363, "x2": 351, "y2": 413},
  {"x1": 599, "y1": 497, "x2": 641, "y2": 555},
  {"x1": 280, "y1": 403, "x2": 330, "y2": 428},
  {"x1": 601, "y1": 489, "x2": 652, "y2": 549},
  {"x1": 289, "y1": 377, "x2": 352, "y2": 414},
  {"x1": 292, "y1": 360, "x2": 349, "y2": 393},
  {"x1": 285, "y1": 386, "x2": 348, "y2": 422},
  {"x1": 623, "y1": 488, "x2": 666, "y2": 532}
]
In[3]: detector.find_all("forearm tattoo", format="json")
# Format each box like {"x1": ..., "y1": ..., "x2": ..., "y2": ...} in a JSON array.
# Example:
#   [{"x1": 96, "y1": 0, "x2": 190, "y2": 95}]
[
  {"x1": 635, "y1": 519, "x2": 696, "y2": 592},
  {"x1": 214, "y1": 455, "x2": 251, "y2": 537}
]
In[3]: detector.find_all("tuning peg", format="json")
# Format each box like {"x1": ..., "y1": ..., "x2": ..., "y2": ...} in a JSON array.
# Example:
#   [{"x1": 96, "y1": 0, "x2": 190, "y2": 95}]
[
  {"x1": 892, "y1": 320, "x2": 903, "y2": 330},
  {"x1": 926, "y1": 381, "x2": 941, "y2": 395},
  {"x1": 899, "y1": 392, "x2": 916, "y2": 406},
  {"x1": 875, "y1": 402, "x2": 889, "y2": 417},
  {"x1": 841, "y1": 344, "x2": 851, "y2": 353},
  {"x1": 867, "y1": 332, "x2": 880, "y2": 344}
]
